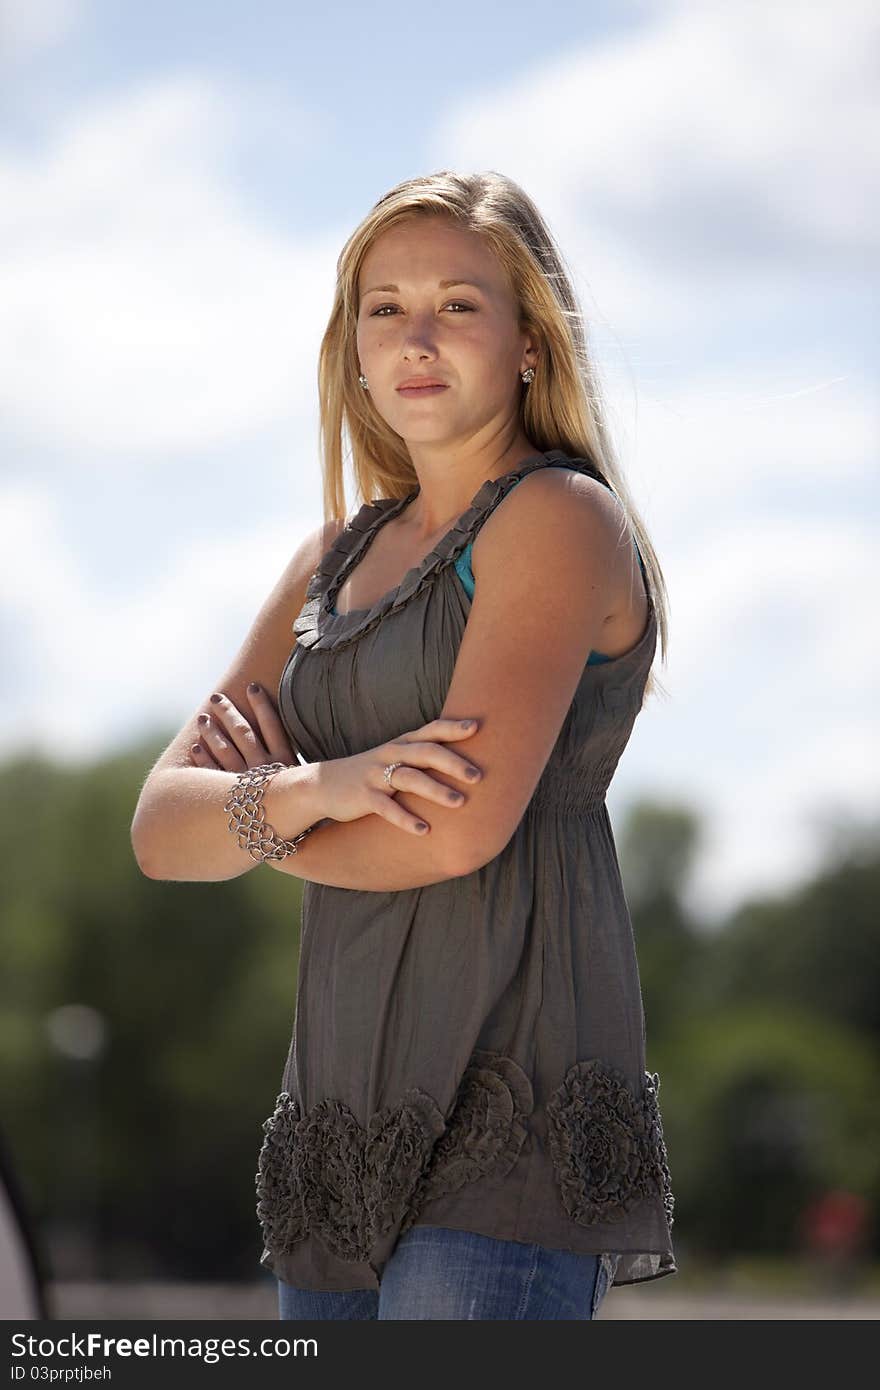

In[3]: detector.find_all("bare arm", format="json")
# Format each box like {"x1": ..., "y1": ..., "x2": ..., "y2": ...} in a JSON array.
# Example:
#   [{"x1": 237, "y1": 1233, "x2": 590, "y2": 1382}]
[
  {"x1": 131, "y1": 518, "x2": 343, "y2": 880},
  {"x1": 137, "y1": 723, "x2": 480, "y2": 886},
  {"x1": 133, "y1": 761, "x2": 328, "y2": 882},
  {"x1": 136, "y1": 750, "x2": 471, "y2": 888},
  {"x1": 260, "y1": 791, "x2": 466, "y2": 889}
]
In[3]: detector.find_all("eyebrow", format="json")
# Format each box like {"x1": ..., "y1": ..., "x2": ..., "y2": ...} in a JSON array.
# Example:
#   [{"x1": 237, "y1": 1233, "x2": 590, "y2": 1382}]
[{"x1": 361, "y1": 278, "x2": 488, "y2": 296}]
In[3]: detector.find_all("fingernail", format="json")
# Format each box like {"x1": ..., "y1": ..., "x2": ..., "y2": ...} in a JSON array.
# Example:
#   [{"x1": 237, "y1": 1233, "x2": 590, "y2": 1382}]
[
  {"x1": 191, "y1": 743, "x2": 201, "y2": 755},
  {"x1": 210, "y1": 693, "x2": 222, "y2": 703},
  {"x1": 461, "y1": 719, "x2": 476, "y2": 729},
  {"x1": 198, "y1": 713, "x2": 210, "y2": 726},
  {"x1": 465, "y1": 766, "x2": 480, "y2": 780},
  {"x1": 415, "y1": 821, "x2": 428, "y2": 832}
]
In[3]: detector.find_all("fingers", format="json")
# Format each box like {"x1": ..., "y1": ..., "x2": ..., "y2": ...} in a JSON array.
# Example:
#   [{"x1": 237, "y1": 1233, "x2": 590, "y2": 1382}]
[
  {"x1": 210, "y1": 692, "x2": 270, "y2": 762},
  {"x1": 245, "y1": 683, "x2": 298, "y2": 763},
  {"x1": 390, "y1": 738, "x2": 483, "y2": 787},
  {"x1": 190, "y1": 686, "x2": 297, "y2": 772},
  {"x1": 368, "y1": 790, "x2": 432, "y2": 837},
  {"x1": 189, "y1": 736, "x2": 223, "y2": 769},
  {"x1": 414, "y1": 717, "x2": 481, "y2": 741},
  {"x1": 401, "y1": 719, "x2": 483, "y2": 781},
  {"x1": 191, "y1": 714, "x2": 249, "y2": 771},
  {"x1": 199, "y1": 691, "x2": 271, "y2": 768},
  {"x1": 376, "y1": 724, "x2": 485, "y2": 835},
  {"x1": 385, "y1": 764, "x2": 471, "y2": 808}
]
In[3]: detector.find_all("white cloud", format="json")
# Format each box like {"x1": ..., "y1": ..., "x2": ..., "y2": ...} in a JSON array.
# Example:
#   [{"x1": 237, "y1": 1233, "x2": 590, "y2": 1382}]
[
  {"x1": 682, "y1": 709, "x2": 880, "y2": 926},
  {"x1": 607, "y1": 483, "x2": 878, "y2": 921},
  {"x1": 606, "y1": 362, "x2": 876, "y2": 525},
  {"x1": 0, "y1": 476, "x2": 327, "y2": 765},
  {"x1": 0, "y1": 0, "x2": 84, "y2": 59},
  {"x1": 0, "y1": 73, "x2": 340, "y2": 460},
  {"x1": 430, "y1": 0, "x2": 877, "y2": 340}
]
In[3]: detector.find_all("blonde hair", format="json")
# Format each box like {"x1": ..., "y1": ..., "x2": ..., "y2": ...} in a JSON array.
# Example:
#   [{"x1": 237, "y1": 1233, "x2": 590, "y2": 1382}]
[{"x1": 315, "y1": 169, "x2": 669, "y2": 697}]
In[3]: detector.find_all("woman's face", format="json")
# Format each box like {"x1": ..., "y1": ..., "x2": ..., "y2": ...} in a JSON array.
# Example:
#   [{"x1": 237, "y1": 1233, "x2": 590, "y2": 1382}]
[{"x1": 355, "y1": 217, "x2": 535, "y2": 455}]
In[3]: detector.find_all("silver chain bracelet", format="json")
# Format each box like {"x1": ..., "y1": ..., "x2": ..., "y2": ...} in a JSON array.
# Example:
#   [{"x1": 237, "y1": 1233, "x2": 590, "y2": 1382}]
[{"x1": 224, "y1": 761, "x2": 317, "y2": 863}]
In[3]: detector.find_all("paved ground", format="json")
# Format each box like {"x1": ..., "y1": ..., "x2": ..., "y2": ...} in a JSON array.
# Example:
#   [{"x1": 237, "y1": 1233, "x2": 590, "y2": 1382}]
[{"x1": 44, "y1": 1281, "x2": 880, "y2": 1320}]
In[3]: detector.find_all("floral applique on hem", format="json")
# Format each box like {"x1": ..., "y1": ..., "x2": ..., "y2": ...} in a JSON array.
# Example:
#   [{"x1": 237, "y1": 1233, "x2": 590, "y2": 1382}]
[
  {"x1": 255, "y1": 1050, "x2": 534, "y2": 1264},
  {"x1": 545, "y1": 1059, "x2": 675, "y2": 1229}
]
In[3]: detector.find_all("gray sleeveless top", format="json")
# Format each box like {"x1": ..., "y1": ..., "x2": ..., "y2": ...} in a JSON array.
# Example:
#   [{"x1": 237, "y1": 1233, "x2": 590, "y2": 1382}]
[{"x1": 256, "y1": 449, "x2": 676, "y2": 1292}]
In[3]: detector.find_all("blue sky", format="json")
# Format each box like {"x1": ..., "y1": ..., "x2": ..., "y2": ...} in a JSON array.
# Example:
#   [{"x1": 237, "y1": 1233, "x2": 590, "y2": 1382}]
[{"x1": 1, "y1": 0, "x2": 877, "y2": 921}]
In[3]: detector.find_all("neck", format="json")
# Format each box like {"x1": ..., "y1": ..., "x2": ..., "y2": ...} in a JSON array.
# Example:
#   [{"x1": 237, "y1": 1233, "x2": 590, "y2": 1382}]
[{"x1": 403, "y1": 439, "x2": 545, "y2": 539}]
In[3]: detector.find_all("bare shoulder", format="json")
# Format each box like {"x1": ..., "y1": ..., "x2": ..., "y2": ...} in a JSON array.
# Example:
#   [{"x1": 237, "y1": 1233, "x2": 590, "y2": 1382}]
[
  {"x1": 476, "y1": 462, "x2": 626, "y2": 542},
  {"x1": 472, "y1": 465, "x2": 628, "y2": 608},
  {"x1": 143, "y1": 515, "x2": 347, "y2": 779},
  {"x1": 298, "y1": 515, "x2": 349, "y2": 586}
]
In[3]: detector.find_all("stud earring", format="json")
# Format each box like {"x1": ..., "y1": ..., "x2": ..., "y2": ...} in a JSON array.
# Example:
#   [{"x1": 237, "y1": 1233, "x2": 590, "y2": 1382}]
[{"x1": 358, "y1": 373, "x2": 369, "y2": 390}]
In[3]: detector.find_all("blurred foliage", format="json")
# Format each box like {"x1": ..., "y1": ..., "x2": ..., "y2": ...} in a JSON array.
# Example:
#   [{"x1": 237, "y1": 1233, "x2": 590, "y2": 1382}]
[
  {"x1": 1, "y1": 744, "x2": 878, "y2": 1280},
  {"x1": 0, "y1": 742, "x2": 304, "y2": 1278}
]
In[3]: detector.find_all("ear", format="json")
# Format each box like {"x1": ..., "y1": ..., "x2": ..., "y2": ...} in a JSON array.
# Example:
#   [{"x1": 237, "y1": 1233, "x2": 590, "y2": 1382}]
[{"x1": 519, "y1": 326, "x2": 540, "y2": 375}]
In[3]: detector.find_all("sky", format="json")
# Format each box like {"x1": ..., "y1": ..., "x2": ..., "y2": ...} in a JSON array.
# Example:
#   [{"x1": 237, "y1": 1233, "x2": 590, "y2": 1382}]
[{"x1": 1, "y1": 0, "x2": 877, "y2": 924}]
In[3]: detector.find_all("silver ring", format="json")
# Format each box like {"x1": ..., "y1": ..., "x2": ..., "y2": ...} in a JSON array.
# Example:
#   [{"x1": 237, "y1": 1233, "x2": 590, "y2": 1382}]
[{"x1": 383, "y1": 761, "x2": 403, "y2": 789}]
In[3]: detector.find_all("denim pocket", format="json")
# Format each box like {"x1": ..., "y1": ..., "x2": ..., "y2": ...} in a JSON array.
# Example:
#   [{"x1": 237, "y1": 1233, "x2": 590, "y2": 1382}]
[{"x1": 590, "y1": 1252, "x2": 620, "y2": 1318}]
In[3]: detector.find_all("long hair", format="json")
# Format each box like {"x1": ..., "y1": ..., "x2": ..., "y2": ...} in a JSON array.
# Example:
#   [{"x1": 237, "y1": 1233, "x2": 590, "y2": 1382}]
[{"x1": 315, "y1": 169, "x2": 669, "y2": 696}]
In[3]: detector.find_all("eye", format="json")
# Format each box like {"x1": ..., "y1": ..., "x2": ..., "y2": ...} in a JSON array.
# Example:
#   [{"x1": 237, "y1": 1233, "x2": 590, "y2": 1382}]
[{"x1": 369, "y1": 301, "x2": 475, "y2": 317}]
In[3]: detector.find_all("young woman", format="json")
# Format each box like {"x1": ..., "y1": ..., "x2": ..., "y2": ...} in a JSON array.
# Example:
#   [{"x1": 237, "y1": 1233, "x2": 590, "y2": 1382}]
[{"x1": 131, "y1": 170, "x2": 676, "y2": 1320}]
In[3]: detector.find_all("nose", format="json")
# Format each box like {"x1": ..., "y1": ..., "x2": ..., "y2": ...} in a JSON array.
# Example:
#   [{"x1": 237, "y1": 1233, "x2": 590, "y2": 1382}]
[
  {"x1": 400, "y1": 311, "x2": 440, "y2": 359},
  {"x1": 402, "y1": 337, "x2": 438, "y2": 362}
]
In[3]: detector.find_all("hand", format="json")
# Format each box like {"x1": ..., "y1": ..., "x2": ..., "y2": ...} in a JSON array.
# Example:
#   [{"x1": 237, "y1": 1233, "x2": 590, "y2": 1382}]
[
  {"x1": 189, "y1": 683, "x2": 298, "y2": 771},
  {"x1": 318, "y1": 717, "x2": 484, "y2": 836}
]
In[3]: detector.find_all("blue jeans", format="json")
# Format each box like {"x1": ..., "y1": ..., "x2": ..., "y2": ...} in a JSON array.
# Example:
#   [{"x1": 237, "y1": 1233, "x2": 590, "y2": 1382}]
[{"x1": 277, "y1": 1226, "x2": 619, "y2": 1320}]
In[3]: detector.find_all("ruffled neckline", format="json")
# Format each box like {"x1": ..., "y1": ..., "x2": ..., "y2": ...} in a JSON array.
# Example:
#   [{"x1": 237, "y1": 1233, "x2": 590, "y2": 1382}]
[{"x1": 292, "y1": 449, "x2": 654, "y2": 656}]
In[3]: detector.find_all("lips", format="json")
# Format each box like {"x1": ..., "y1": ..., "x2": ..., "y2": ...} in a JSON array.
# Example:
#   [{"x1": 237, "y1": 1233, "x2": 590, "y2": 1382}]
[{"x1": 396, "y1": 378, "x2": 448, "y2": 390}]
